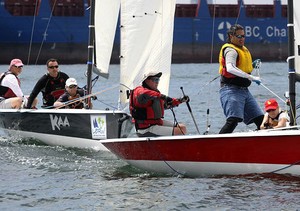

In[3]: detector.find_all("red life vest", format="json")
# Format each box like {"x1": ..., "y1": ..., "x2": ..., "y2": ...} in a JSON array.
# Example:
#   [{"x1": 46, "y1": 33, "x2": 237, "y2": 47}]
[
  {"x1": 0, "y1": 71, "x2": 20, "y2": 98},
  {"x1": 130, "y1": 85, "x2": 164, "y2": 129}
]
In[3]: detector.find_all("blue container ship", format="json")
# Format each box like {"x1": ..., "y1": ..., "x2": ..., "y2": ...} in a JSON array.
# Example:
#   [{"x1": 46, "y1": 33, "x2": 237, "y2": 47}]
[{"x1": 0, "y1": 0, "x2": 287, "y2": 64}]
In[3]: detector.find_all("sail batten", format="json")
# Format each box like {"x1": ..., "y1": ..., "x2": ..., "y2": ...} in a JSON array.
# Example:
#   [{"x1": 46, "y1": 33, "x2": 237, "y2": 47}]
[{"x1": 119, "y1": 0, "x2": 176, "y2": 106}]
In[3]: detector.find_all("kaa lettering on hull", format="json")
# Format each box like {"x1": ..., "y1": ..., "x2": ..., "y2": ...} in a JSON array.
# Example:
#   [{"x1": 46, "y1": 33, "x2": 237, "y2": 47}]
[
  {"x1": 49, "y1": 114, "x2": 107, "y2": 140},
  {"x1": 50, "y1": 114, "x2": 70, "y2": 131}
]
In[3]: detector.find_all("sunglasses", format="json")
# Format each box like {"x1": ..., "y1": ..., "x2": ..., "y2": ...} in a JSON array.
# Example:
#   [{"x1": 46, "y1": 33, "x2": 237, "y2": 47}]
[
  {"x1": 266, "y1": 109, "x2": 276, "y2": 112},
  {"x1": 150, "y1": 77, "x2": 160, "y2": 83},
  {"x1": 235, "y1": 34, "x2": 245, "y2": 39},
  {"x1": 68, "y1": 85, "x2": 77, "y2": 89},
  {"x1": 48, "y1": 65, "x2": 59, "y2": 69},
  {"x1": 14, "y1": 65, "x2": 23, "y2": 69}
]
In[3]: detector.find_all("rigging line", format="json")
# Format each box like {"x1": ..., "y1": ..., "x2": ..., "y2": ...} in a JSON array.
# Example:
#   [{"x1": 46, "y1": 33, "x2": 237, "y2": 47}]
[
  {"x1": 145, "y1": 137, "x2": 185, "y2": 177},
  {"x1": 235, "y1": 0, "x2": 242, "y2": 24},
  {"x1": 169, "y1": 107, "x2": 185, "y2": 135},
  {"x1": 270, "y1": 160, "x2": 300, "y2": 174},
  {"x1": 27, "y1": 0, "x2": 39, "y2": 65},
  {"x1": 209, "y1": 6, "x2": 216, "y2": 64},
  {"x1": 95, "y1": 99, "x2": 118, "y2": 110},
  {"x1": 260, "y1": 83, "x2": 286, "y2": 104},
  {"x1": 260, "y1": 81, "x2": 296, "y2": 124},
  {"x1": 55, "y1": 85, "x2": 119, "y2": 109},
  {"x1": 34, "y1": 0, "x2": 57, "y2": 65},
  {"x1": 42, "y1": 84, "x2": 119, "y2": 109},
  {"x1": 196, "y1": 74, "x2": 219, "y2": 96},
  {"x1": 206, "y1": 5, "x2": 218, "y2": 135}
]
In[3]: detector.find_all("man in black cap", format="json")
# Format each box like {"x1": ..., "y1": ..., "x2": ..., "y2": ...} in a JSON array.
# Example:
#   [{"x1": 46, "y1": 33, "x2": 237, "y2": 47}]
[{"x1": 129, "y1": 71, "x2": 189, "y2": 137}]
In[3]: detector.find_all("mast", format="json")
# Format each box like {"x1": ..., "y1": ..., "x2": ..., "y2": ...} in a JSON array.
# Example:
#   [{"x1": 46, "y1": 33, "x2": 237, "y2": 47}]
[
  {"x1": 288, "y1": 0, "x2": 296, "y2": 125},
  {"x1": 86, "y1": 0, "x2": 96, "y2": 108}
]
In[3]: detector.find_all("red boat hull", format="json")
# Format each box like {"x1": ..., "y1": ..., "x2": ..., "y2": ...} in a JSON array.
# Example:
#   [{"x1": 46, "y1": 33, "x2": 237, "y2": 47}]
[{"x1": 101, "y1": 130, "x2": 300, "y2": 177}]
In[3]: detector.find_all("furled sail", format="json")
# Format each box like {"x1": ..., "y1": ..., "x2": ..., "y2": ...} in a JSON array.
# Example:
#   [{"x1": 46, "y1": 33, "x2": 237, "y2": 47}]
[
  {"x1": 93, "y1": 0, "x2": 120, "y2": 78},
  {"x1": 119, "y1": 0, "x2": 176, "y2": 106}
]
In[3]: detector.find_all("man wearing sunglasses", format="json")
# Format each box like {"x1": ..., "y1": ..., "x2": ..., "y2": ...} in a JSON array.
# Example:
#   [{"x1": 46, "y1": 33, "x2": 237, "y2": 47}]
[
  {"x1": 218, "y1": 24, "x2": 264, "y2": 134},
  {"x1": 53, "y1": 78, "x2": 85, "y2": 109},
  {"x1": 0, "y1": 58, "x2": 37, "y2": 109},
  {"x1": 26, "y1": 58, "x2": 69, "y2": 108},
  {"x1": 130, "y1": 71, "x2": 189, "y2": 137},
  {"x1": 260, "y1": 98, "x2": 289, "y2": 130}
]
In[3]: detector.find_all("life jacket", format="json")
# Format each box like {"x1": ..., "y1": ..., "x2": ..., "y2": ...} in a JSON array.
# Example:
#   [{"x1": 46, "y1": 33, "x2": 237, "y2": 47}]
[
  {"x1": 67, "y1": 93, "x2": 84, "y2": 109},
  {"x1": 267, "y1": 110, "x2": 288, "y2": 127},
  {"x1": 130, "y1": 85, "x2": 164, "y2": 129},
  {"x1": 0, "y1": 71, "x2": 20, "y2": 98},
  {"x1": 43, "y1": 74, "x2": 67, "y2": 106},
  {"x1": 57, "y1": 89, "x2": 85, "y2": 109},
  {"x1": 218, "y1": 43, "x2": 253, "y2": 78}
]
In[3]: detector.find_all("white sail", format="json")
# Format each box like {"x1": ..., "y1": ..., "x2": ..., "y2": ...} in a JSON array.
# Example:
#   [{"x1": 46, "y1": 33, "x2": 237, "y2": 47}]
[
  {"x1": 294, "y1": 1, "x2": 300, "y2": 73},
  {"x1": 93, "y1": 0, "x2": 120, "y2": 78},
  {"x1": 119, "y1": 0, "x2": 176, "y2": 106}
]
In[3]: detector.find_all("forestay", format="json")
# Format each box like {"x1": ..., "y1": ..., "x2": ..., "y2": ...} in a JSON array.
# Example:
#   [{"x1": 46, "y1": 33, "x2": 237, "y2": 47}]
[
  {"x1": 119, "y1": 0, "x2": 176, "y2": 107},
  {"x1": 93, "y1": 0, "x2": 120, "y2": 78}
]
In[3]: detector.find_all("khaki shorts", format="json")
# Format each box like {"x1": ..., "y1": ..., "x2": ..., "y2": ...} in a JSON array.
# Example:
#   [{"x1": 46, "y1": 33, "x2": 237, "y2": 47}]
[
  {"x1": 0, "y1": 97, "x2": 28, "y2": 109},
  {"x1": 0, "y1": 98, "x2": 14, "y2": 109},
  {"x1": 136, "y1": 120, "x2": 175, "y2": 137}
]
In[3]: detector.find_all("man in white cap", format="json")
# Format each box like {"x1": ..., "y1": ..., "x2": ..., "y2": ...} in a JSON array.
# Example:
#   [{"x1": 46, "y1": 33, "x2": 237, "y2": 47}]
[
  {"x1": 130, "y1": 71, "x2": 189, "y2": 137},
  {"x1": 54, "y1": 78, "x2": 86, "y2": 109},
  {"x1": 0, "y1": 58, "x2": 37, "y2": 109}
]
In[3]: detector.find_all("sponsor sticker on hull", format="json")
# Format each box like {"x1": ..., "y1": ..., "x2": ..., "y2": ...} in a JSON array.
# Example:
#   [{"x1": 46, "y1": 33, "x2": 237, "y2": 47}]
[{"x1": 90, "y1": 115, "x2": 107, "y2": 139}]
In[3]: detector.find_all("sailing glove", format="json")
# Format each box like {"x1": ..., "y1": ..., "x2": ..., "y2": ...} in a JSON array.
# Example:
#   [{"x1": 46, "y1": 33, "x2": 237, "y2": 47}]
[
  {"x1": 179, "y1": 95, "x2": 190, "y2": 103},
  {"x1": 161, "y1": 94, "x2": 173, "y2": 103},
  {"x1": 249, "y1": 75, "x2": 261, "y2": 85}
]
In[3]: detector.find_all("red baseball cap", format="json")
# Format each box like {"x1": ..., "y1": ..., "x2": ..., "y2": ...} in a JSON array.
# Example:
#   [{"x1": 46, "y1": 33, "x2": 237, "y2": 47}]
[{"x1": 264, "y1": 98, "x2": 278, "y2": 111}]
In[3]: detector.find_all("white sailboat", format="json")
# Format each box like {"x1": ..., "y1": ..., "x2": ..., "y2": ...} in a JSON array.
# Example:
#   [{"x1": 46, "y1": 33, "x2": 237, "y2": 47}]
[
  {"x1": 0, "y1": 0, "x2": 133, "y2": 151},
  {"x1": 101, "y1": 0, "x2": 300, "y2": 177}
]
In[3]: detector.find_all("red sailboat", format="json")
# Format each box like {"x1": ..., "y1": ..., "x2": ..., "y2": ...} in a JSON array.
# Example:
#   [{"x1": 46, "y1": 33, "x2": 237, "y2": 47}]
[{"x1": 101, "y1": 0, "x2": 300, "y2": 177}]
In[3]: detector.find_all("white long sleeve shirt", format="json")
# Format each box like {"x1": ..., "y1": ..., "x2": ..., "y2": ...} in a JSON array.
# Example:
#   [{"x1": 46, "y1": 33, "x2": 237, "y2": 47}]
[{"x1": 1, "y1": 73, "x2": 24, "y2": 97}]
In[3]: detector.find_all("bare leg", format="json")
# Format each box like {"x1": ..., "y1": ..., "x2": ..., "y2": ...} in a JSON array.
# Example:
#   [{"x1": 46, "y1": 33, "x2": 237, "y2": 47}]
[
  {"x1": 10, "y1": 97, "x2": 23, "y2": 109},
  {"x1": 173, "y1": 123, "x2": 187, "y2": 135}
]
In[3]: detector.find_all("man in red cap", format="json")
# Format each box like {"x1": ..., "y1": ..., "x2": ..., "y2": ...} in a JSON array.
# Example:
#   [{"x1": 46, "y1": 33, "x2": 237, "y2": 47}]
[
  {"x1": 260, "y1": 98, "x2": 289, "y2": 129},
  {"x1": 130, "y1": 71, "x2": 189, "y2": 137},
  {"x1": 0, "y1": 58, "x2": 37, "y2": 109}
]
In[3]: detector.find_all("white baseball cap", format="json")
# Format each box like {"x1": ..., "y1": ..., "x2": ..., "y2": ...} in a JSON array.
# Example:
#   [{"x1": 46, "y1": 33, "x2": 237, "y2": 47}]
[{"x1": 66, "y1": 78, "x2": 77, "y2": 87}]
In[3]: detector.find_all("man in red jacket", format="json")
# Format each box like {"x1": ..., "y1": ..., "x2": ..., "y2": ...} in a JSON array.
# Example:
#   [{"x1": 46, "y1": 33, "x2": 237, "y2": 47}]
[{"x1": 130, "y1": 71, "x2": 188, "y2": 137}]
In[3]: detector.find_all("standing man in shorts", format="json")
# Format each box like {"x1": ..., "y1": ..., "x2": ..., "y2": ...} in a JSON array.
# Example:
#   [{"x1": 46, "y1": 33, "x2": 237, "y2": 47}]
[
  {"x1": 218, "y1": 24, "x2": 264, "y2": 133},
  {"x1": 130, "y1": 71, "x2": 189, "y2": 137}
]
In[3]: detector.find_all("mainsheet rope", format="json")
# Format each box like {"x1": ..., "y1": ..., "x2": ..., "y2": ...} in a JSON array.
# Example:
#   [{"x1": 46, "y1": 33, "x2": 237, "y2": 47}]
[{"x1": 43, "y1": 84, "x2": 120, "y2": 110}]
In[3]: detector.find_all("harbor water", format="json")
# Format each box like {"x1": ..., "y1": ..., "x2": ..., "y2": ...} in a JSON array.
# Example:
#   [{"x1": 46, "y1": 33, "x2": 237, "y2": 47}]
[{"x1": 1, "y1": 62, "x2": 300, "y2": 210}]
